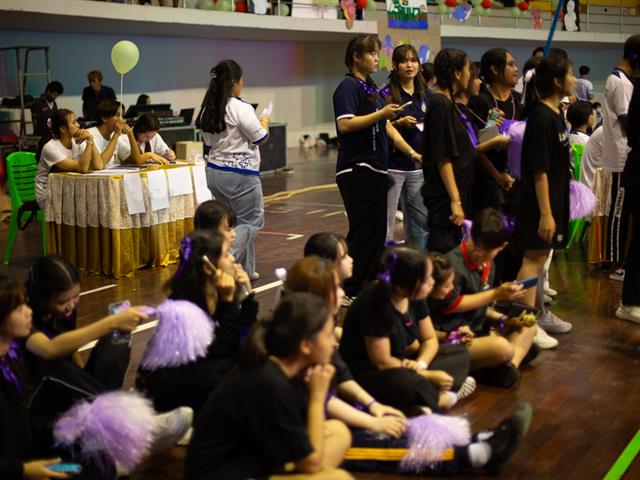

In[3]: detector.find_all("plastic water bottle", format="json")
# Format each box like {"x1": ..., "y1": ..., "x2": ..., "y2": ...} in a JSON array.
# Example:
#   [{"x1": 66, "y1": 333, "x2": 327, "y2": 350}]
[
  {"x1": 486, "y1": 109, "x2": 500, "y2": 128},
  {"x1": 109, "y1": 300, "x2": 132, "y2": 345}
]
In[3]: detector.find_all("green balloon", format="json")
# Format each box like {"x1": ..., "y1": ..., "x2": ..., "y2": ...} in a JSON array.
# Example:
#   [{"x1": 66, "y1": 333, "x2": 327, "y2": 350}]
[
  {"x1": 437, "y1": 3, "x2": 448, "y2": 13},
  {"x1": 111, "y1": 41, "x2": 139, "y2": 75},
  {"x1": 511, "y1": 6, "x2": 522, "y2": 17},
  {"x1": 197, "y1": 0, "x2": 215, "y2": 9},
  {"x1": 471, "y1": 0, "x2": 482, "y2": 5},
  {"x1": 213, "y1": 0, "x2": 233, "y2": 10},
  {"x1": 484, "y1": 7, "x2": 491, "y2": 14},
  {"x1": 275, "y1": 3, "x2": 290, "y2": 15},
  {"x1": 473, "y1": 5, "x2": 484, "y2": 15}
]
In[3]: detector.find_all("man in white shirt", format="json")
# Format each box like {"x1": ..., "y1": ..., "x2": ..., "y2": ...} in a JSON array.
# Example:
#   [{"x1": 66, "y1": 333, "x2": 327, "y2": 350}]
[
  {"x1": 602, "y1": 34, "x2": 640, "y2": 281},
  {"x1": 575, "y1": 65, "x2": 595, "y2": 101}
]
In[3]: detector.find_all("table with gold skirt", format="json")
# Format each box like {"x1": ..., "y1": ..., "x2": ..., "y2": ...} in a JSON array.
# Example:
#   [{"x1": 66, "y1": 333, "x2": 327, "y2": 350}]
[{"x1": 44, "y1": 164, "x2": 204, "y2": 277}]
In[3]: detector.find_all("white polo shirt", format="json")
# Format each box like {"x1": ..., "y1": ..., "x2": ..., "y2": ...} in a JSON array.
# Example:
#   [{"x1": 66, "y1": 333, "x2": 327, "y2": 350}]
[
  {"x1": 580, "y1": 126, "x2": 604, "y2": 192},
  {"x1": 36, "y1": 138, "x2": 86, "y2": 207},
  {"x1": 88, "y1": 126, "x2": 132, "y2": 169},
  {"x1": 138, "y1": 132, "x2": 170, "y2": 157},
  {"x1": 202, "y1": 97, "x2": 268, "y2": 175},
  {"x1": 601, "y1": 68, "x2": 634, "y2": 172}
]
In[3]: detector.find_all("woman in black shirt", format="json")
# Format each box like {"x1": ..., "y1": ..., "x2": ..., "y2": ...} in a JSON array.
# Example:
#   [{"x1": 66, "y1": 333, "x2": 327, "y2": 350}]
[
  {"x1": 185, "y1": 293, "x2": 351, "y2": 480},
  {"x1": 422, "y1": 48, "x2": 476, "y2": 253},
  {"x1": 516, "y1": 51, "x2": 576, "y2": 311}
]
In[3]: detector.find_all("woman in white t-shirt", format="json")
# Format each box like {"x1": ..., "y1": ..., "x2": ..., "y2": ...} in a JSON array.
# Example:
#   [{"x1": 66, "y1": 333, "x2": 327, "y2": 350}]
[
  {"x1": 35, "y1": 109, "x2": 103, "y2": 207},
  {"x1": 197, "y1": 59, "x2": 270, "y2": 280},
  {"x1": 133, "y1": 113, "x2": 175, "y2": 164},
  {"x1": 87, "y1": 99, "x2": 141, "y2": 169}
]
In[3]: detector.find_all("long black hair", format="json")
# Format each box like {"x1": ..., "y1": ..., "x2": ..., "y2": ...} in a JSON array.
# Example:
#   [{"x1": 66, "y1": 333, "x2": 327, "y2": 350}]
[
  {"x1": 242, "y1": 292, "x2": 329, "y2": 367},
  {"x1": 166, "y1": 230, "x2": 226, "y2": 314},
  {"x1": 36, "y1": 108, "x2": 73, "y2": 161},
  {"x1": 388, "y1": 44, "x2": 427, "y2": 105},
  {"x1": 197, "y1": 59, "x2": 243, "y2": 135},
  {"x1": 345, "y1": 34, "x2": 383, "y2": 101},
  {"x1": 371, "y1": 246, "x2": 430, "y2": 334},
  {"x1": 434, "y1": 48, "x2": 469, "y2": 100},
  {"x1": 521, "y1": 48, "x2": 572, "y2": 119},
  {"x1": 26, "y1": 255, "x2": 81, "y2": 333},
  {"x1": 194, "y1": 199, "x2": 237, "y2": 231}
]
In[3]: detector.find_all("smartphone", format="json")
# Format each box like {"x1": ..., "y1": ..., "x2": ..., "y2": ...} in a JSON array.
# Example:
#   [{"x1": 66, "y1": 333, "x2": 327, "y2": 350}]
[
  {"x1": 515, "y1": 276, "x2": 538, "y2": 290},
  {"x1": 48, "y1": 463, "x2": 82, "y2": 474},
  {"x1": 109, "y1": 301, "x2": 132, "y2": 345},
  {"x1": 494, "y1": 300, "x2": 540, "y2": 317},
  {"x1": 399, "y1": 101, "x2": 413, "y2": 109}
]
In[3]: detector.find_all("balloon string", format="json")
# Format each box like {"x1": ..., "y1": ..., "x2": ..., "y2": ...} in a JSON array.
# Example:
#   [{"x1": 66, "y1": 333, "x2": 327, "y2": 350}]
[{"x1": 120, "y1": 74, "x2": 124, "y2": 112}]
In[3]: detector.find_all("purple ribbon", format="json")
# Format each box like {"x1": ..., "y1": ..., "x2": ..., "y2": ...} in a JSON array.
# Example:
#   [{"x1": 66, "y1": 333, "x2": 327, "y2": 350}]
[
  {"x1": 458, "y1": 112, "x2": 478, "y2": 149},
  {"x1": 352, "y1": 76, "x2": 390, "y2": 98},
  {"x1": 176, "y1": 237, "x2": 192, "y2": 277},
  {"x1": 376, "y1": 253, "x2": 398, "y2": 284},
  {"x1": 0, "y1": 341, "x2": 23, "y2": 396},
  {"x1": 445, "y1": 328, "x2": 463, "y2": 345}
]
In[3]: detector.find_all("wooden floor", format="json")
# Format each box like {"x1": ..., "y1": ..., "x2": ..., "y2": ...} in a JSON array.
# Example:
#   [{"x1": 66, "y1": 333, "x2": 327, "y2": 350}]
[{"x1": 2, "y1": 148, "x2": 640, "y2": 479}]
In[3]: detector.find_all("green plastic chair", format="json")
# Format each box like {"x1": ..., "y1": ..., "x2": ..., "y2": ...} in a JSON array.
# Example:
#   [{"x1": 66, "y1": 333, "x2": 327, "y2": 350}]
[
  {"x1": 3, "y1": 151, "x2": 46, "y2": 265},
  {"x1": 566, "y1": 143, "x2": 588, "y2": 249}
]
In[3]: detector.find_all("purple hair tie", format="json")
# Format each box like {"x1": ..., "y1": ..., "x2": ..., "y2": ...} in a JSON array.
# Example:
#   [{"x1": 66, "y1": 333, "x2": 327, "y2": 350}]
[
  {"x1": 377, "y1": 253, "x2": 398, "y2": 284},
  {"x1": 384, "y1": 240, "x2": 399, "y2": 248},
  {"x1": 502, "y1": 215, "x2": 516, "y2": 237},
  {"x1": 445, "y1": 328, "x2": 463, "y2": 345},
  {"x1": 175, "y1": 236, "x2": 192, "y2": 277},
  {"x1": 0, "y1": 341, "x2": 23, "y2": 396}
]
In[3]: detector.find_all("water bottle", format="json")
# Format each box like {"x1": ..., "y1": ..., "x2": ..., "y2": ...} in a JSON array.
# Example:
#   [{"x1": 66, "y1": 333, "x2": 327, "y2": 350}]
[
  {"x1": 109, "y1": 300, "x2": 132, "y2": 345},
  {"x1": 486, "y1": 109, "x2": 500, "y2": 128}
]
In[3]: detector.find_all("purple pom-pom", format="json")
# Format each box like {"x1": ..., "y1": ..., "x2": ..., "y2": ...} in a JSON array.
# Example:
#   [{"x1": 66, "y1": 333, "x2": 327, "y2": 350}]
[
  {"x1": 400, "y1": 414, "x2": 471, "y2": 472},
  {"x1": 507, "y1": 121, "x2": 526, "y2": 179},
  {"x1": 461, "y1": 219, "x2": 472, "y2": 241},
  {"x1": 569, "y1": 179, "x2": 596, "y2": 220},
  {"x1": 54, "y1": 391, "x2": 155, "y2": 471},
  {"x1": 140, "y1": 299, "x2": 214, "y2": 370}
]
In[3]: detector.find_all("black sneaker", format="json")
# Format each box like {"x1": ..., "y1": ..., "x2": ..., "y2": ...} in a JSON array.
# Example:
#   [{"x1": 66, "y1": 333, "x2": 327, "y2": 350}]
[
  {"x1": 485, "y1": 403, "x2": 533, "y2": 475},
  {"x1": 476, "y1": 363, "x2": 521, "y2": 388},
  {"x1": 521, "y1": 343, "x2": 540, "y2": 367}
]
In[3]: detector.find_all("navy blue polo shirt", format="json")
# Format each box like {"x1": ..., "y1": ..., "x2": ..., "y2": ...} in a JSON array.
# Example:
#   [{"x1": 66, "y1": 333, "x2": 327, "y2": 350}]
[
  {"x1": 333, "y1": 76, "x2": 389, "y2": 174},
  {"x1": 388, "y1": 87, "x2": 429, "y2": 172}
]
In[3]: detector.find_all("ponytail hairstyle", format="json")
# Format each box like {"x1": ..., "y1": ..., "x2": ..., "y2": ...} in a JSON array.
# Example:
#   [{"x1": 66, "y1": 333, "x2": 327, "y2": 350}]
[
  {"x1": 521, "y1": 48, "x2": 571, "y2": 119},
  {"x1": 388, "y1": 44, "x2": 427, "y2": 105},
  {"x1": 480, "y1": 47, "x2": 511, "y2": 86},
  {"x1": 434, "y1": 48, "x2": 469, "y2": 100},
  {"x1": 133, "y1": 113, "x2": 161, "y2": 137},
  {"x1": 428, "y1": 253, "x2": 455, "y2": 289},
  {"x1": 166, "y1": 230, "x2": 226, "y2": 314},
  {"x1": 197, "y1": 59, "x2": 243, "y2": 135},
  {"x1": 371, "y1": 246, "x2": 430, "y2": 334},
  {"x1": 241, "y1": 293, "x2": 329, "y2": 367},
  {"x1": 283, "y1": 256, "x2": 340, "y2": 311},
  {"x1": 36, "y1": 108, "x2": 73, "y2": 161},
  {"x1": 344, "y1": 34, "x2": 383, "y2": 102},
  {"x1": 26, "y1": 255, "x2": 80, "y2": 332}
]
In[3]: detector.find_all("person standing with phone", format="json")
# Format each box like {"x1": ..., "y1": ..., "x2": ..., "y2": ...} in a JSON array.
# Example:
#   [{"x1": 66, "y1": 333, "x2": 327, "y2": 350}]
[{"x1": 385, "y1": 44, "x2": 430, "y2": 250}]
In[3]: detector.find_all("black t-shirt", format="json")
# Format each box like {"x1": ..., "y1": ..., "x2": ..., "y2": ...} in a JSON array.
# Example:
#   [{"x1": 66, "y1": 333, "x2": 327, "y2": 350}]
[
  {"x1": 388, "y1": 87, "x2": 429, "y2": 171},
  {"x1": 468, "y1": 89, "x2": 522, "y2": 172},
  {"x1": 339, "y1": 284, "x2": 430, "y2": 377},
  {"x1": 23, "y1": 311, "x2": 77, "y2": 377},
  {"x1": 421, "y1": 93, "x2": 476, "y2": 224},
  {"x1": 429, "y1": 241, "x2": 495, "y2": 335},
  {"x1": 81, "y1": 85, "x2": 116, "y2": 121},
  {"x1": 333, "y1": 76, "x2": 389, "y2": 173},
  {"x1": 518, "y1": 102, "x2": 570, "y2": 248},
  {"x1": 185, "y1": 361, "x2": 313, "y2": 480},
  {"x1": 332, "y1": 350, "x2": 353, "y2": 385}
]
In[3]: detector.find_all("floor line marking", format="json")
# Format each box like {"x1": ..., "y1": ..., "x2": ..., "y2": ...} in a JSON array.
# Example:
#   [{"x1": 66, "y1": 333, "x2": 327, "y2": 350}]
[
  {"x1": 322, "y1": 211, "x2": 345, "y2": 218},
  {"x1": 79, "y1": 284, "x2": 117, "y2": 297},
  {"x1": 306, "y1": 209, "x2": 326, "y2": 215},
  {"x1": 78, "y1": 282, "x2": 283, "y2": 353},
  {"x1": 603, "y1": 429, "x2": 640, "y2": 480}
]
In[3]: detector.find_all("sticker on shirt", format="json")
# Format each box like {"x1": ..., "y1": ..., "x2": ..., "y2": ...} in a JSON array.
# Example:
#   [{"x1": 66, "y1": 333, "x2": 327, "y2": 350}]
[{"x1": 219, "y1": 153, "x2": 255, "y2": 170}]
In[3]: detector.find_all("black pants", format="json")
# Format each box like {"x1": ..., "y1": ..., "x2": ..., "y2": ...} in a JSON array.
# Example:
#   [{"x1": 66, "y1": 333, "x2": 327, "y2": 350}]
[
  {"x1": 622, "y1": 152, "x2": 640, "y2": 305},
  {"x1": 429, "y1": 344, "x2": 470, "y2": 390},
  {"x1": 356, "y1": 368, "x2": 440, "y2": 411},
  {"x1": 427, "y1": 220, "x2": 462, "y2": 254},
  {"x1": 606, "y1": 172, "x2": 631, "y2": 265},
  {"x1": 136, "y1": 357, "x2": 235, "y2": 416},
  {"x1": 337, "y1": 167, "x2": 388, "y2": 296},
  {"x1": 343, "y1": 429, "x2": 468, "y2": 476}
]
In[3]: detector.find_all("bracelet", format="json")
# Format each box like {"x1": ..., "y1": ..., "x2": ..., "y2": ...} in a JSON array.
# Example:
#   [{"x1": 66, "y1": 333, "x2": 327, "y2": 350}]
[
  {"x1": 417, "y1": 360, "x2": 428, "y2": 370},
  {"x1": 365, "y1": 399, "x2": 377, "y2": 410}
]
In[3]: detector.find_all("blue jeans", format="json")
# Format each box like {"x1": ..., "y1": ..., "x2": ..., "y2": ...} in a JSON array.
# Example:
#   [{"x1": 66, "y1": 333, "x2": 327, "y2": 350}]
[
  {"x1": 386, "y1": 170, "x2": 429, "y2": 250},
  {"x1": 205, "y1": 168, "x2": 264, "y2": 276}
]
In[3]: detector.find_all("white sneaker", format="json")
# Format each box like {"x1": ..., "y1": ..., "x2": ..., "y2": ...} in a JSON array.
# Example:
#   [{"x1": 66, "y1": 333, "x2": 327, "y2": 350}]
[
  {"x1": 457, "y1": 376, "x2": 476, "y2": 401},
  {"x1": 544, "y1": 285, "x2": 558, "y2": 297},
  {"x1": 616, "y1": 304, "x2": 640, "y2": 324},
  {"x1": 177, "y1": 427, "x2": 193, "y2": 446},
  {"x1": 151, "y1": 407, "x2": 193, "y2": 454},
  {"x1": 544, "y1": 294, "x2": 553, "y2": 305},
  {"x1": 395, "y1": 210, "x2": 404, "y2": 222},
  {"x1": 537, "y1": 311, "x2": 572, "y2": 334},
  {"x1": 533, "y1": 327, "x2": 559, "y2": 349},
  {"x1": 609, "y1": 268, "x2": 625, "y2": 282}
]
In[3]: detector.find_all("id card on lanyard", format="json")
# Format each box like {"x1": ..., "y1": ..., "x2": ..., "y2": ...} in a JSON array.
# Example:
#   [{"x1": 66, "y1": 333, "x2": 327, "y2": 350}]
[{"x1": 481, "y1": 262, "x2": 492, "y2": 291}]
